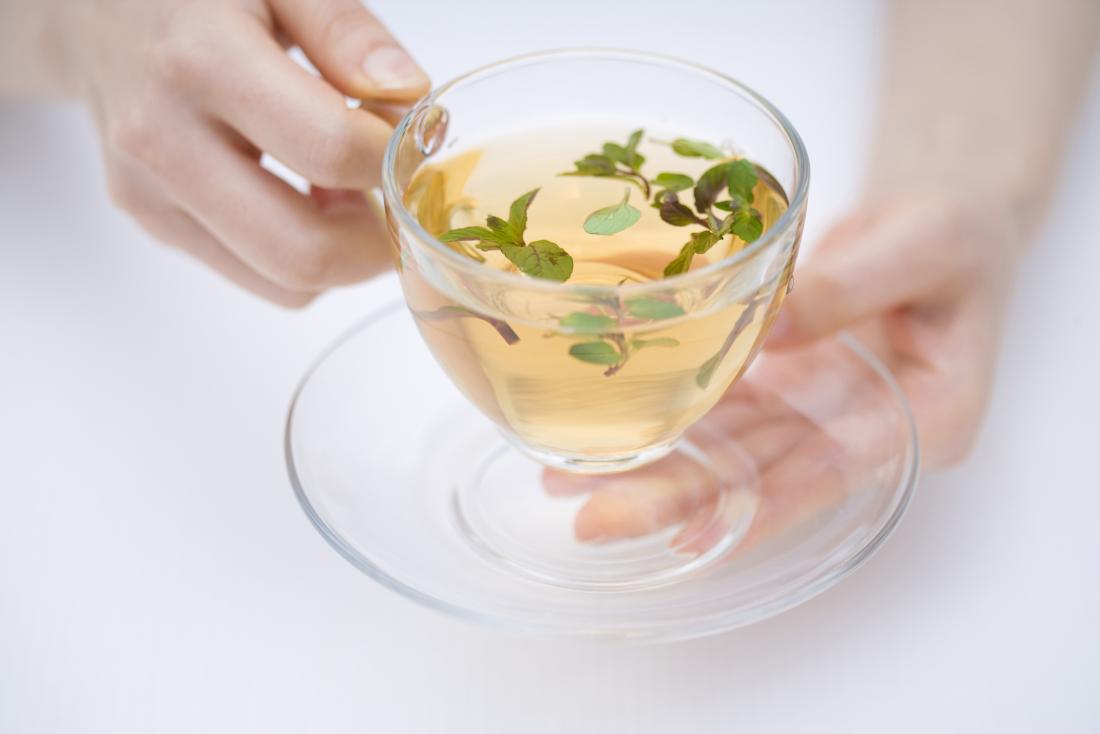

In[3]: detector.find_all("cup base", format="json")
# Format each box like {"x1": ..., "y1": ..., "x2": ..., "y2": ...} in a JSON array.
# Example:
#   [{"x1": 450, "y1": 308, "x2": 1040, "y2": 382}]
[
  {"x1": 451, "y1": 435, "x2": 757, "y2": 592},
  {"x1": 285, "y1": 297, "x2": 919, "y2": 640}
]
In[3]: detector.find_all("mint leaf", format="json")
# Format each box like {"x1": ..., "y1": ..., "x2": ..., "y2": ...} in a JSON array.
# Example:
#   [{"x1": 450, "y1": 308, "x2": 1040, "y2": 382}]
[
  {"x1": 632, "y1": 337, "x2": 680, "y2": 350},
  {"x1": 569, "y1": 341, "x2": 621, "y2": 365},
  {"x1": 560, "y1": 312, "x2": 617, "y2": 333},
  {"x1": 487, "y1": 215, "x2": 521, "y2": 244},
  {"x1": 564, "y1": 154, "x2": 618, "y2": 176},
  {"x1": 657, "y1": 192, "x2": 703, "y2": 227},
  {"x1": 583, "y1": 188, "x2": 641, "y2": 236},
  {"x1": 508, "y1": 188, "x2": 539, "y2": 236},
  {"x1": 501, "y1": 240, "x2": 573, "y2": 281},
  {"x1": 690, "y1": 229, "x2": 721, "y2": 253},
  {"x1": 730, "y1": 208, "x2": 764, "y2": 242},
  {"x1": 726, "y1": 159, "x2": 757, "y2": 204},
  {"x1": 625, "y1": 297, "x2": 685, "y2": 320},
  {"x1": 663, "y1": 242, "x2": 697, "y2": 277},
  {"x1": 694, "y1": 161, "x2": 732, "y2": 213},
  {"x1": 439, "y1": 226, "x2": 512, "y2": 248},
  {"x1": 654, "y1": 172, "x2": 694, "y2": 192},
  {"x1": 696, "y1": 352, "x2": 722, "y2": 389},
  {"x1": 671, "y1": 138, "x2": 723, "y2": 159}
]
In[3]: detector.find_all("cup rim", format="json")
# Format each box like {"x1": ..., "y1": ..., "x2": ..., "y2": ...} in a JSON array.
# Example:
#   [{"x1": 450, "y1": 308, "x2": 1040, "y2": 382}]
[{"x1": 381, "y1": 47, "x2": 810, "y2": 296}]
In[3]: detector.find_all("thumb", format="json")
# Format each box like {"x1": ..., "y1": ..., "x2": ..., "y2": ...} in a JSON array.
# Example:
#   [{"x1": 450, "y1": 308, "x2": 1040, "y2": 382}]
[
  {"x1": 767, "y1": 204, "x2": 951, "y2": 347},
  {"x1": 270, "y1": 0, "x2": 430, "y2": 102}
]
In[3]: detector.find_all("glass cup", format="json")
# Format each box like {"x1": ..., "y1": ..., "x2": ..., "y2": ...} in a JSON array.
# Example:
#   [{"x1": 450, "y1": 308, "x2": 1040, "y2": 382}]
[{"x1": 380, "y1": 49, "x2": 809, "y2": 589}]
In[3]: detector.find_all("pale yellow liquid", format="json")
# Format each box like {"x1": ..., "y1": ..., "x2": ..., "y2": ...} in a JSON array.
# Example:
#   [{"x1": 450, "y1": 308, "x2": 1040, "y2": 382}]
[{"x1": 397, "y1": 124, "x2": 791, "y2": 461}]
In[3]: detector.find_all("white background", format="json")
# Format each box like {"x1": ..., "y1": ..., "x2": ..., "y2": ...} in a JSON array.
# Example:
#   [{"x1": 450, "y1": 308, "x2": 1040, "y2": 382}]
[{"x1": 2, "y1": 0, "x2": 1099, "y2": 731}]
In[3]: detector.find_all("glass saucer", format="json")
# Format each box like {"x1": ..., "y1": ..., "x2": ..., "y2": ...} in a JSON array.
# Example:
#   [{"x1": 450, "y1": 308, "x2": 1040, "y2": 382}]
[{"x1": 286, "y1": 301, "x2": 919, "y2": 642}]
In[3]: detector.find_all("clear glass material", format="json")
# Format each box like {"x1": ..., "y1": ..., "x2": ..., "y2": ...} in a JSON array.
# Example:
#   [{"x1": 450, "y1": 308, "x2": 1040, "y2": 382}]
[
  {"x1": 285, "y1": 300, "x2": 919, "y2": 641},
  {"x1": 285, "y1": 50, "x2": 918, "y2": 631},
  {"x1": 381, "y1": 49, "x2": 809, "y2": 473}
]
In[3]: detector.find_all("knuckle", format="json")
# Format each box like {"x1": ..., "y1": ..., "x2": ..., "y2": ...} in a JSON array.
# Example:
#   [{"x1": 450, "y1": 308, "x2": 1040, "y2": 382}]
[
  {"x1": 272, "y1": 240, "x2": 338, "y2": 292},
  {"x1": 109, "y1": 114, "x2": 160, "y2": 162},
  {"x1": 305, "y1": 115, "x2": 369, "y2": 185},
  {"x1": 151, "y1": 7, "x2": 220, "y2": 86},
  {"x1": 150, "y1": 36, "x2": 208, "y2": 87},
  {"x1": 317, "y1": 7, "x2": 382, "y2": 54}
]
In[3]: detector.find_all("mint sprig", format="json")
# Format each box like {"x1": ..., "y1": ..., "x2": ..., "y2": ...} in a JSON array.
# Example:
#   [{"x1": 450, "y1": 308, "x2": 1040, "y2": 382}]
[{"x1": 440, "y1": 188, "x2": 574, "y2": 282}]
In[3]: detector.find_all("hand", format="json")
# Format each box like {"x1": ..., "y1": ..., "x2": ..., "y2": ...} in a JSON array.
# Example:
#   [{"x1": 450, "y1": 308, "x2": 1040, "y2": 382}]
[
  {"x1": 62, "y1": 0, "x2": 429, "y2": 306},
  {"x1": 768, "y1": 190, "x2": 1022, "y2": 468},
  {"x1": 544, "y1": 191, "x2": 1023, "y2": 548}
]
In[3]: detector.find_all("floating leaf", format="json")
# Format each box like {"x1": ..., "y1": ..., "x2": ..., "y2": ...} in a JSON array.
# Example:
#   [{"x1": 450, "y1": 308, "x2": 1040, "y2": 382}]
[
  {"x1": 508, "y1": 188, "x2": 539, "y2": 236},
  {"x1": 671, "y1": 138, "x2": 724, "y2": 159},
  {"x1": 654, "y1": 172, "x2": 694, "y2": 192},
  {"x1": 657, "y1": 192, "x2": 703, "y2": 227},
  {"x1": 487, "y1": 215, "x2": 521, "y2": 244},
  {"x1": 563, "y1": 154, "x2": 617, "y2": 176},
  {"x1": 690, "y1": 229, "x2": 721, "y2": 253},
  {"x1": 663, "y1": 242, "x2": 697, "y2": 277},
  {"x1": 583, "y1": 189, "x2": 641, "y2": 236},
  {"x1": 696, "y1": 352, "x2": 722, "y2": 389},
  {"x1": 730, "y1": 208, "x2": 764, "y2": 243},
  {"x1": 501, "y1": 241, "x2": 573, "y2": 281},
  {"x1": 439, "y1": 225, "x2": 511, "y2": 248},
  {"x1": 569, "y1": 341, "x2": 621, "y2": 365},
  {"x1": 726, "y1": 159, "x2": 758, "y2": 204},
  {"x1": 559, "y1": 312, "x2": 617, "y2": 333},
  {"x1": 694, "y1": 161, "x2": 733, "y2": 213},
  {"x1": 625, "y1": 297, "x2": 686, "y2": 320}
]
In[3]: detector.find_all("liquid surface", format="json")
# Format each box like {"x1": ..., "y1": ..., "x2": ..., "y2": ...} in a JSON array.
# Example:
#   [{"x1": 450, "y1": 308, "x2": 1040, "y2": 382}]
[{"x1": 395, "y1": 123, "x2": 794, "y2": 463}]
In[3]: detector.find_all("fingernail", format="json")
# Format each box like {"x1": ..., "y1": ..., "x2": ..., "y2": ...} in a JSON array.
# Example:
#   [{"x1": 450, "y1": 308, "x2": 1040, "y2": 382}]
[{"x1": 362, "y1": 46, "x2": 428, "y2": 92}]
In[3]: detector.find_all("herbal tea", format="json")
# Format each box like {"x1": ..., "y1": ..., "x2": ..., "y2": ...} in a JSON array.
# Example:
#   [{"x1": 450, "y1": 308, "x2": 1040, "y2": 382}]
[{"x1": 395, "y1": 123, "x2": 791, "y2": 461}]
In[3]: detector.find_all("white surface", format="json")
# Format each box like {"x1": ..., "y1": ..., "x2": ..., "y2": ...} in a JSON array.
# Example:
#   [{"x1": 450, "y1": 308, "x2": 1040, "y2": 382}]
[{"x1": 1, "y1": 1, "x2": 1098, "y2": 731}]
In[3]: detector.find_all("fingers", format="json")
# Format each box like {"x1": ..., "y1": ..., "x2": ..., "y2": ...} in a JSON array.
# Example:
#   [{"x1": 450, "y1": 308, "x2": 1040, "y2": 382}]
[
  {"x1": 269, "y1": 0, "x2": 430, "y2": 101},
  {"x1": 108, "y1": 169, "x2": 318, "y2": 307},
  {"x1": 177, "y1": 17, "x2": 394, "y2": 190},
  {"x1": 767, "y1": 197, "x2": 967, "y2": 348},
  {"x1": 138, "y1": 117, "x2": 391, "y2": 292}
]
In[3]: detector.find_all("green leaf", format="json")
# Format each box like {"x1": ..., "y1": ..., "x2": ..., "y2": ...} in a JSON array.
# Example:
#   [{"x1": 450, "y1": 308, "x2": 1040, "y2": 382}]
[
  {"x1": 663, "y1": 242, "x2": 697, "y2": 277},
  {"x1": 559, "y1": 311, "x2": 617, "y2": 333},
  {"x1": 626, "y1": 129, "x2": 644, "y2": 155},
  {"x1": 501, "y1": 241, "x2": 574, "y2": 281},
  {"x1": 694, "y1": 161, "x2": 732, "y2": 213},
  {"x1": 690, "y1": 229, "x2": 721, "y2": 254},
  {"x1": 602, "y1": 142, "x2": 630, "y2": 165},
  {"x1": 713, "y1": 199, "x2": 736, "y2": 212},
  {"x1": 625, "y1": 297, "x2": 686, "y2": 320},
  {"x1": 657, "y1": 192, "x2": 703, "y2": 227},
  {"x1": 726, "y1": 159, "x2": 758, "y2": 204},
  {"x1": 487, "y1": 215, "x2": 521, "y2": 244},
  {"x1": 632, "y1": 337, "x2": 680, "y2": 350},
  {"x1": 696, "y1": 352, "x2": 722, "y2": 389},
  {"x1": 654, "y1": 172, "x2": 694, "y2": 192},
  {"x1": 605, "y1": 138, "x2": 645, "y2": 169},
  {"x1": 730, "y1": 208, "x2": 764, "y2": 242},
  {"x1": 671, "y1": 138, "x2": 724, "y2": 159},
  {"x1": 439, "y1": 226, "x2": 511, "y2": 248},
  {"x1": 508, "y1": 188, "x2": 539, "y2": 236},
  {"x1": 583, "y1": 188, "x2": 641, "y2": 236},
  {"x1": 564, "y1": 154, "x2": 617, "y2": 176},
  {"x1": 569, "y1": 341, "x2": 621, "y2": 366}
]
